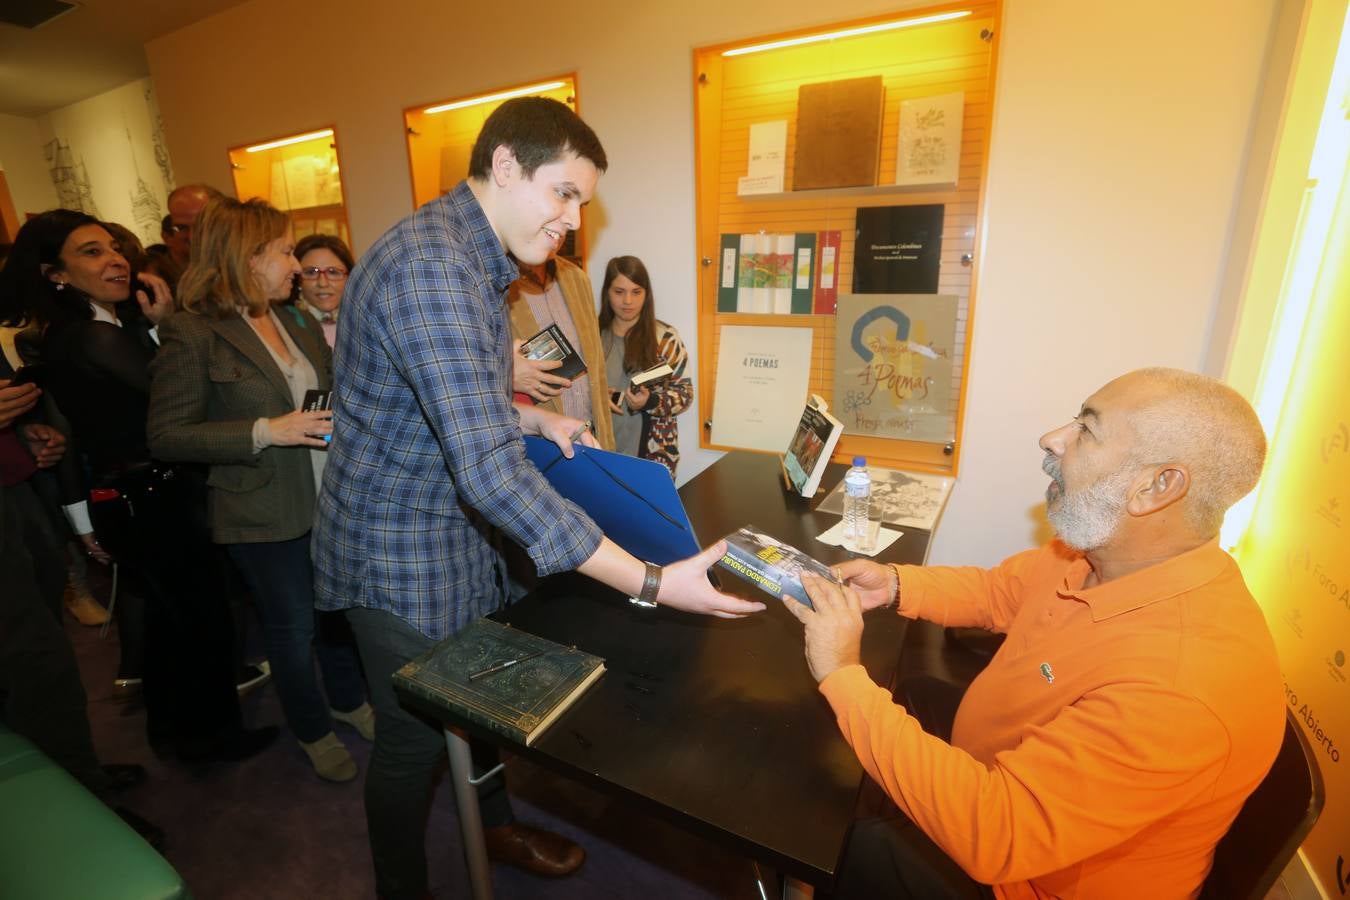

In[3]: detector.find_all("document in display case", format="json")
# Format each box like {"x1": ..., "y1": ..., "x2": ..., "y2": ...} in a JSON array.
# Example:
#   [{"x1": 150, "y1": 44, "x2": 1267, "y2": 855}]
[{"x1": 711, "y1": 325, "x2": 813, "y2": 453}]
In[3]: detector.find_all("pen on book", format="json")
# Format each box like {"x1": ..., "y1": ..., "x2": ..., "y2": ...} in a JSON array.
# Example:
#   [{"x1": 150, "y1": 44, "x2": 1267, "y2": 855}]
[
  {"x1": 567, "y1": 419, "x2": 592, "y2": 444},
  {"x1": 468, "y1": 650, "x2": 544, "y2": 681}
]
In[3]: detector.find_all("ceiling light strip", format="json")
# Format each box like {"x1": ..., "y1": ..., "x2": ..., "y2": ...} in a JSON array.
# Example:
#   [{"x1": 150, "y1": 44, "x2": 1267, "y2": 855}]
[
  {"x1": 425, "y1": 81, "x2": 568, "y2": 115},
  {"x1": 722, "y1": 11, "x2": 971, "y2": 57},
  {"x1": 244, "y1": 129, "x2": 334, "y2": 153}
]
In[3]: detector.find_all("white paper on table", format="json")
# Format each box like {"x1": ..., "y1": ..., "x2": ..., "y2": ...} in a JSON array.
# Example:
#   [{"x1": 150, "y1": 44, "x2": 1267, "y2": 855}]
[{"x1": 815, "y1": 519, "x2": 904, "y2": 556}]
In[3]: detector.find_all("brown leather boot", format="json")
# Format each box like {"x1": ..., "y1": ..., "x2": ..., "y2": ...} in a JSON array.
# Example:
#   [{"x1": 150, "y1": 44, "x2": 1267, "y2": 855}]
[{"x1": 484, "y1": 823, "x2": 585, "y2": 877}]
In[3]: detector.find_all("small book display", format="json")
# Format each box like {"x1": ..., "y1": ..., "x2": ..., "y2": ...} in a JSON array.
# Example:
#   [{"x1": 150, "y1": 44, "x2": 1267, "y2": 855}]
[
  {"x1": 783, "y1": 394, "x2": 843, "y2": 498},
  {"x1": 393, "y1": 618, "x2": 606, "y2": 746},
  {"x1": 520, "y1": 323, "x2": 586, "y2": 379},
  {"x1": 716, "y1": 526, "x2": 838, "y2": 608}
]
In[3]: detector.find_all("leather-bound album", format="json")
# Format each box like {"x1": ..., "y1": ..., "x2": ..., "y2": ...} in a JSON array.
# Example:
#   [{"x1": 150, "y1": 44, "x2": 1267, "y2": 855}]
[
  {"x1": 792, "y1": 76, "x2": 885, "y2": 191},
  {"x1": 393, "y1": 618, "x2": 605, "y2": 747}
]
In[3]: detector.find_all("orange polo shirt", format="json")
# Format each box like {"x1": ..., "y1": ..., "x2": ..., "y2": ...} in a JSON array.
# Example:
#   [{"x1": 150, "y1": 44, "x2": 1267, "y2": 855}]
[{"x1": 819, "y1": 540, "x2": 1283, "y2": 899}]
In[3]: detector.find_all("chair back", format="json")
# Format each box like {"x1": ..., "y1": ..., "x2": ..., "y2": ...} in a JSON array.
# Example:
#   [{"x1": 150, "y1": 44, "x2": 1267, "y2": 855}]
[{"x1": 1200, "y1": 708, "x2": 1325, "y2": 900}]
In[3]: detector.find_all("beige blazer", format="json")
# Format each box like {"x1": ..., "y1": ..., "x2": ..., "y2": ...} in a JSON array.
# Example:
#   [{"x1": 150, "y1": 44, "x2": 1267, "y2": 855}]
[
  {"x1": 148, "y1": 306, "x2": 333, "y2": 544},
  {"x1": 506, "y1": 257, "x2": 615, "y2": 451}
]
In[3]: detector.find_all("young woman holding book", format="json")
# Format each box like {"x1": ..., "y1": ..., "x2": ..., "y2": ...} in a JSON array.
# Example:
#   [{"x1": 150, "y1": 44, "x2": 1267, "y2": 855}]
[{"x1": 597, "y1": 255, "x2": 692, "y2": 477}]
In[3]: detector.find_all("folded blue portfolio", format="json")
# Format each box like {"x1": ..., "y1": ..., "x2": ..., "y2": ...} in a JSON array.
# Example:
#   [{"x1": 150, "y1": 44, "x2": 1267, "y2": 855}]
[{"x1": 524, "y1": 436, "x2": 701, "y2": 565}]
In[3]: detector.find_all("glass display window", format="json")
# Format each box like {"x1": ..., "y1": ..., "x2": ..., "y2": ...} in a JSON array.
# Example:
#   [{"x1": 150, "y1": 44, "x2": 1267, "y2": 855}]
[
  {"x1": 228, "y1": 126, "x2": 350, "y2": 246},
  {"x1": 694, "y1": 3, "x2": 1000, "y2": 475}
]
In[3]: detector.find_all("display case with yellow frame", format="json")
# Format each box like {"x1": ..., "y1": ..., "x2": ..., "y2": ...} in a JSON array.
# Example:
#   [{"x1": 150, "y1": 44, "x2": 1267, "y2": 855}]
[
  {"x1": 403, "y1": 75, "x2": 588, "y2": 266},
  {"x1": 228, "y1": 127, "x2": 350, "y2": 246},
  {"x1": 694, "y1": 3, "x2": 1001, "y2": 476}
]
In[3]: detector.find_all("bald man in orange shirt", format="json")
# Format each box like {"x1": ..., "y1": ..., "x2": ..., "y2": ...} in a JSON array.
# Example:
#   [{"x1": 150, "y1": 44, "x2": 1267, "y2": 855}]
[{"x1": 786, "y1": 368, "x2": 1284, "y2": 900}]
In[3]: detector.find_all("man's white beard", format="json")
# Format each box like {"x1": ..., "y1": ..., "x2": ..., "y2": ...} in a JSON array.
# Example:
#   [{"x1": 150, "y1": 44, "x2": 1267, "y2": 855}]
[{"x1": 1043, "y1": 454, "x2": 1133, "y2": 551}]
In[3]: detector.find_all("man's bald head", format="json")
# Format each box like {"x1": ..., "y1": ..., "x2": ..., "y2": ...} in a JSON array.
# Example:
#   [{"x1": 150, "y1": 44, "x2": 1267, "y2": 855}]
[
  {"x1": 165, "y1": 184, "x2": 224, "y2": 265},
  {"x1": 1116, "y1": 368, "x2": 1267, "y2": 538}
]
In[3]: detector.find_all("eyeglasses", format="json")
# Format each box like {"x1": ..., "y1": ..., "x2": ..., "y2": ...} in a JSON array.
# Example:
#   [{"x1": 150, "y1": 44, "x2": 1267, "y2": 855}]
[
  {"x1": 300, "y1": 266, "x2": 348, "y2": 281},
  {"x1": 164, "y1": 223, "x2": 192, "y2": 237}
]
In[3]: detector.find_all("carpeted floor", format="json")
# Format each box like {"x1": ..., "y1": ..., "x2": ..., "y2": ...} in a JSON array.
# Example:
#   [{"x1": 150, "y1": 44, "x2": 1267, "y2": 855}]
[{"x1": 68, "y1": 577, "x2": 762, "y2": 900}]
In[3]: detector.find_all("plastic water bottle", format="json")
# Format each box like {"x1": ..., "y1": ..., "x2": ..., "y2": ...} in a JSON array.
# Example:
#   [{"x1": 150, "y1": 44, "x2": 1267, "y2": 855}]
[{"x1": 843, "y1": 456, "x2": 873, "y2": 553}]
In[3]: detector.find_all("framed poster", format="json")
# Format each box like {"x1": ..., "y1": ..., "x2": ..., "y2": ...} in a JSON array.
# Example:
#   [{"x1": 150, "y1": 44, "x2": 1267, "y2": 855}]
[{"x1": 832, "y1": 294, "x2": 958, "y2": 444}]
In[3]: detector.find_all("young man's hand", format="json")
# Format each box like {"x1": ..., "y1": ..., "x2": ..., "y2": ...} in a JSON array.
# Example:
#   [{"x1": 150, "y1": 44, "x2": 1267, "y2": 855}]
[{"x1": 512, "y1": 339, "x2": 572, "y2": 402}]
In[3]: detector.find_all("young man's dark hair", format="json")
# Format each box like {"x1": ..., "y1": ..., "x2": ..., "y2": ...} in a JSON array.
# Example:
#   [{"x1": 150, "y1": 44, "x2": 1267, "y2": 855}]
[{"x1": 467, "y1": 96, "x2": 608, "y2": 180}]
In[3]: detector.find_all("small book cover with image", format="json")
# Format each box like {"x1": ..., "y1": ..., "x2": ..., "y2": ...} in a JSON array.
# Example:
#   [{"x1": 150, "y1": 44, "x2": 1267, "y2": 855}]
[
  {"x1": 783, "y1": 394, "x2": 843, "y2": 498},
  {"x1": 520, "y1": 324, "x2": 586, "y2": 380},
  {"x1": 716, "y1": 525, "x2": 837, "y2": 609}
]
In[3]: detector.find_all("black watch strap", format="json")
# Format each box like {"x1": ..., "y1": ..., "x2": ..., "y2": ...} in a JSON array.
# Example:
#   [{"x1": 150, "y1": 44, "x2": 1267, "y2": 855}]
[{"x1": 629, "y1": 562, "x2": 662, "y2": 609}]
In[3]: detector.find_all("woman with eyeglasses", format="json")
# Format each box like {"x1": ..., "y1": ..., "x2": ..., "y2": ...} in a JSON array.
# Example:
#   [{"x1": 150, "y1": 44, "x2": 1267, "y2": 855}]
[
  {"x1": 291, "y1": 234, "x2": 353, "y2": 348},
  {"x1": 148, "y1": 197, "x2": 372, "y2": 782}
]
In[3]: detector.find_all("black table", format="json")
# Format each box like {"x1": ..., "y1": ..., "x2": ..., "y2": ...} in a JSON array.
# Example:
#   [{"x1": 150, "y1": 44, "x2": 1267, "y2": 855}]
[{"x1": 405, "y1": 451, "x2": 932, "y2": 899}]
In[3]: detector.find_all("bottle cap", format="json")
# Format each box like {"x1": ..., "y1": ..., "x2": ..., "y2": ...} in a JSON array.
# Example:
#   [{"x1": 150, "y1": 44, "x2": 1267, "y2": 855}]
[{"x1": 852, "y1": 456, "x2": 866, "y2": 466}]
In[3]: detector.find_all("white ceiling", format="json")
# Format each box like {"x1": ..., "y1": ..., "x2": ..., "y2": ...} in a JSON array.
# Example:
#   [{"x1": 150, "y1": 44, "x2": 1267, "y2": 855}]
[{"x1": 0, "y1": 0, "x2": 250, "y2": 118}]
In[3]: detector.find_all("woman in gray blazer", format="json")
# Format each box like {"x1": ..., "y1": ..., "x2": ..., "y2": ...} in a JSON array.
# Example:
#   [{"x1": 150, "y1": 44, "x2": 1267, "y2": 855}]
[{"x1": 148, "y1": 197, "x2": 371, "y2": 782}]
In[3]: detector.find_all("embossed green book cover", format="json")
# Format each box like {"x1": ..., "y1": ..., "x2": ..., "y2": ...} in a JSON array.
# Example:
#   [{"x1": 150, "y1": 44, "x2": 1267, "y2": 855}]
[{"x1": 393, "y1": 619, "x2": 605, "y2": 746}]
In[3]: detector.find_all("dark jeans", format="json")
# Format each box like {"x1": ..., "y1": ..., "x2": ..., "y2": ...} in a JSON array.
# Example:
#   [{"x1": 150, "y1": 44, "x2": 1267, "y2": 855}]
[
  {"x1": 347, "y1": 607, "x2": 512, "y2": 900},
  {"x1": 834, "y1": 676, "x2": 995, "y2": 900},
  {"x1": 0, "y1": 481, "x2": 103, "y2": 791},
  {"x1": 226, "y1": 534, "x2": 365, "y2": 743}
]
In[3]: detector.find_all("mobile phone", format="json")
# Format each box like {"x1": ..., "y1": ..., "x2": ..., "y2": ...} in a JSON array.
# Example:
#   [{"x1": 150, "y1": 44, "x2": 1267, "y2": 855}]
[
  {"x1": 9, "y1": 364, "x2": 47, "y2": 389},
  {"x1": 302, "y1": 389, "x2": 334, "y2": 444},
  {"x1": 610, "y1": 389, "x2": 623, "y2": 406}
]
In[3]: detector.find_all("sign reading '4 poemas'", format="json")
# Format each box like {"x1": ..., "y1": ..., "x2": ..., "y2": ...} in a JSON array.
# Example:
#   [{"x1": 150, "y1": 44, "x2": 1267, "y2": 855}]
[{"x1": 832, "y1": 294, "x2": 958, "y2": 445}]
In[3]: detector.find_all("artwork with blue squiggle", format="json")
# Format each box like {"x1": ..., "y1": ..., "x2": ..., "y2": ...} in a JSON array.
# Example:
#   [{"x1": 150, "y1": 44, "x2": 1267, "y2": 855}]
[{"x1": 850, "y1": 306, "x2": 909, "y2": 363}]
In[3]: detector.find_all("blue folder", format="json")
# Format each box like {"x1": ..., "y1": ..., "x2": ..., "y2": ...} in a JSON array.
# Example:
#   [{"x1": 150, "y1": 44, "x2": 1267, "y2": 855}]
[{"x1": 524, "y1": 436, "x2": 701, "y2": 565}]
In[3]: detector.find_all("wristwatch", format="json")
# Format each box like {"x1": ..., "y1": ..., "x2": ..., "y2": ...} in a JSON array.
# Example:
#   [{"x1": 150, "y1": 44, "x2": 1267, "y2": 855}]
[{"x1": 629, "y1": 562, "x2": 662, "y2": 609}]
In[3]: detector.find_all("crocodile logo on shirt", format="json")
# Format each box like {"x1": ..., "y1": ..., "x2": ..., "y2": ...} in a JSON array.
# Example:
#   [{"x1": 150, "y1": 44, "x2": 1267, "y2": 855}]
[{"x1": 1039, "y1": 662, "x2": 1055, "y2": 684}]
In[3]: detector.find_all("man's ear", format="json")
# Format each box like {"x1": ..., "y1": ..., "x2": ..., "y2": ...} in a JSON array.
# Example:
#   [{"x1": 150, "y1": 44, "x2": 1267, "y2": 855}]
[
  {"x1": 490, "y1": 145, "x2": 516, "y2": 187},
  {"x1": 1126, "y1": 464, "x2": 1189, "y2": 516}
]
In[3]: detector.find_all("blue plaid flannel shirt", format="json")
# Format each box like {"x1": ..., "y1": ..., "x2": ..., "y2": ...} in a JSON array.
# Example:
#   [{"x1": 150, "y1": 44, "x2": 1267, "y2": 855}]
[{"x1": 312, "y1": 181, "x2": 602, "y2": 639}]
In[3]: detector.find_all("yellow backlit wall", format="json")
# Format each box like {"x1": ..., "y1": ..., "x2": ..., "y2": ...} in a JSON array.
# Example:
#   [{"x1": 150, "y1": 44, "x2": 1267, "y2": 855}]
[{"x1": 1236, "y1": 152, "x2": 1350, "y2": 890}]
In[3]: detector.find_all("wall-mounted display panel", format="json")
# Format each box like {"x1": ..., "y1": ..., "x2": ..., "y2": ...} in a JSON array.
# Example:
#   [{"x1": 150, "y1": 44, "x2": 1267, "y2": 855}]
[
  {"x1": 228, "y1": 126, "x2": 350, "y2": 246},
  {"x1": 403, "y1": 75, "x2": 587, "y2": 266},
  {"x1": 694, "y1": 3, "x2": 1000, "y2": 476}
]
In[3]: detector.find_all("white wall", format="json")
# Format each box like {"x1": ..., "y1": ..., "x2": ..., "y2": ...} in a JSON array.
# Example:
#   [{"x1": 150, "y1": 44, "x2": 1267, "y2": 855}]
[
  {"x1": 147, "y1": 0, "x2": 1281, "y2": 566},
  {"x1": 0, "y1": 112, "x2": 60, "y2": 217},
  {"x1": 37, "y1": 78, "x2": 176, "y2": 248}
]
